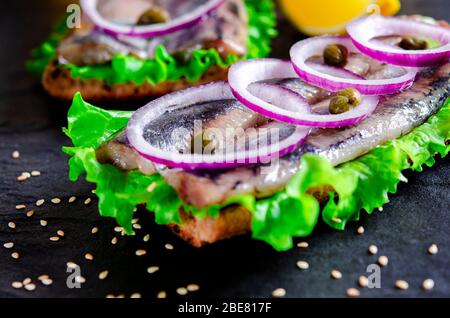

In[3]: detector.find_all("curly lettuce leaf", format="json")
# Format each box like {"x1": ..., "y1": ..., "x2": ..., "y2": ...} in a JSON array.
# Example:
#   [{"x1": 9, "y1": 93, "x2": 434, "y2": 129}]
[
  {"x1": 63, "y1": 95, "x2": 449, "y2": 250},
  {"x1": 28, "y1": 0, "x2": 277, "y2": 85}
]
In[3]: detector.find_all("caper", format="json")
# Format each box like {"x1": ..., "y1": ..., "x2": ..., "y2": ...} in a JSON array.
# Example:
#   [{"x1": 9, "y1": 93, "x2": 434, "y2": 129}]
[
  {"x1": 329, "y1": 96, "x2": 352, "y2": 114},
  {"x1": 137, "y1": 6, "x2": 170, "y2": 25},
  {"x1": 399, "y1": 36, "x2": 428, "y2": 50},
  {"x1": 323, "y1": 44, "x2": 349, "y2": 67},
  {"x1": 337, "y1": 88, "x2": 362, "y2": 106}
]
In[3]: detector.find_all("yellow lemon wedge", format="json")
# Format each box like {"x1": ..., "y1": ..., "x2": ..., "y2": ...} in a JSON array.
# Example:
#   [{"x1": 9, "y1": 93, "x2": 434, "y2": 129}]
[{"x1": 280, "y1": 0, "x2": 401, "y2": 36}]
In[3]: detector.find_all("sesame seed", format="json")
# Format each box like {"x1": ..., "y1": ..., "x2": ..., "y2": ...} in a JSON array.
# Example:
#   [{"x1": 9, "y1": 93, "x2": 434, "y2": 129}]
[
  {"x1": 157, "y1": 291, "x2": 167, "y2": 299},
  {"x1": 12, "y1": 281, "x2": 23, "y2": 289},
  {"x1": 296, "y1": 260, "x2": 309, "y2": 270},
  {"x1": 176, "y1": 287, "x2": 188, "y2": 295},
  {"x1": 136, "y1": 249, "x2": 147, "y2": 256},
  {"x1": 26, "y1": 210, "x2": 34, "y2": 217},
  {"x1": 346, "y1": 288, "x2": 360, "y2": 297},
  {"x1": 41, "y1": 279, "x2": 53, "y2": 286},
  {"x1": 8, "y1": 222, "x2": 16, "y2": 229},
  {"x1": 99, "y1": 270, "x2": 109, "y2": 280},
  {"x1": 395, "y1": 280, "x2": 409, "y2": 290},
  {"x1": 357, "y1": 226, "x2": 365, "y2": 235},
  {"x1": 165, "y1": 243, "x2": 174, "y2": 250},
  {"x1": 91, "y1": 227, "x2": 98, "y2": 234},
  {"x1": 75, "y1": 276, "x2": 86, "y2": 284},
  {"x1": 57, "y1": 230, "x2": 65, "y2": 237},
  {"x1": 17, "y1": 175, "x2": 28, "y2": 182},
  {"x1": 378, "y1": 256, "x2": 389, "y2": 267},
  {"x1": 133, "y1": 223, "x2": 142, "y2": 230},
  {"x1": 49, "y1": 236, "x2": 60, "y2": 242},
  {"x1": 68, "y1": 196, "x2": 76, "y2": 203},
  {"x1": 272, "y1": 288, "x2": 286, "y2": 298},
  {"x1": 31, "y1": 171, "x2": 41, "y2": 177},
  {"x1": 15, "y1": 205, "x2": 26, "y2": 210},
  {"x1": 116, "y1": 294, "x2": 126, "y2": 298},
  {"x1": 51, "y1": 198, "x2": 61, "y2": 204},
  {"x1": 143, "y1": 234, "x2": 150, "y2": 242},
  {"x1": 22, "y1": 278, "x2": 32, "y2": 285},
  {"x1": 130, "y1": 293, "x2": 142, "y2": 298},
  {"x1": 38, "y1": 275, "x2": 49, "y2": 281},
  {"x1": 84, "y1": 198, "x2": 92, "y2": 205},
  {"x1": 36, "y1": 199, "x2": 45, "y2": 206},
  {"x1": 428, "y1": 244, "x2": 438, "y2": 255},
  {"x1": 331, "y1": 217, "x2": 342, "y2": 223},
  {"x1": 187, "y1": 284, "x2": 200, "y2": 292},
  {"x1": 147, "y1": 266, "x2": 159, "y2": 274},
  {"x1": 111, "y1": 237, "x2": 118, "y2": 245},
  {"x1": 66, "y1": 262, "x2": 78, "y2": 269},
  {"x1": 331, "y1": 270, "x2": 343, "y2": 280},
  {"x1": 40, "y1": 220, "x2": 48, "y2": 227},
  {"x1": 368, "y1": 244, "x2": 378, "y2": 255},
  {"x1": 132, "y1": 218, "x2": 139, "y2": 224},
  {"x1": 147, "y1": 182, "x2": 157, "y2": 192},
  {"x1": 11, "y1": 252, "x2": 19, "y2": 259},
  {"x1": 378, "y1": 207, "x2": 383, "y2": 212},
  {"x1": 24, "y1": 283, "x2": 36, "y2": 291},
  {"x1": 422, "y1": 279, "x2": 434, "y2": 291},
  {"x1": 358, "y1": 275, "x2": 369, "y2": 288},
  {"x1": 106, "y1": 294, "x2": 115, "y2": 298},
  {"x1": 297, "y1": 241, "x2": 309, "y2": 248},
  {"x1": 85, "y1": 253, "x2": 94, "y2": 261},
  {"x1": 3, "y1": 242, "x2": 14, "y2": 249},
  {"x1": 12, "y1": 150, "x2": 20, "y2": 159},
  {"x1": 22, "y1": 172, "x2": 31, "y2": 178},
  {"x1": 114, "y1": 226, "x2": 123, "y2": 233}
]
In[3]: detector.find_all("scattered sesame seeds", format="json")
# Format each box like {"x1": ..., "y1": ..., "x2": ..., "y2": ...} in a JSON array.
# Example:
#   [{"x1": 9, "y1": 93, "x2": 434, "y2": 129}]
[
  {"x1": 12, "y1": 281, "x2": 23, "y2": 289},
  {"x1": 165, "y1": 243, "x2": 174, "y2": 250},
  {"x1": 378, "y1": 256, "x2": 389, "y2": 267},
  {"x1": 49, "y1": 236, "x2": 60, "y2": 242},
  {"x1": 143, "y1": 234, "x2": 150, "y2": 242},
  {"x1": 51, "y1": 198, "x2": 61, "y2": 204},
  {"x1": 91, "y1": 227, "x2": 98, "y2": 234},
  {"x1": 106, "y1": 294, "x2": 115, "y2": 298},
  {"x1": 40, "y1": 220, "x2": 48, "y2": 227},
  {"x1": 272, "y1": 288, "x2": 286, "y2": 298},
  {"x1": 38, "y1": 275, "x2": 49, "y2": 281},
  {"x1": 17, "y1": 175, "x2": 28, "y2": 182},
  {"x1": 114, "y1": 226, "x2": 123, "y2": 233},
  {"x1": 3, "y1": 242, "x2": 14, "y2": 249},
  {"x1": 132, "y1": 218, "x2": 139, "y2": 224},
  {"x1": 12, "y1": 150, "x2": 20, "y2": 159},
  {"x1": 157, "y1": 291, "x2": 167, "y2": 299},
  {"x1": 84, "y1": 198, "x2": 92, "y2": 205},
  {"x1": 24, "y1": 283, "x2": 36, "y2": 291},
  {"x1": 296, "y1": 260, "x2": 309, "y2": 270},
  {"x1": 85, "y1": 253, "x2": 94, "y2": 261},
  {"x1": 187, "y1": 284, "x2": 200, "y2": 292},
  {"x1": 67, "y1": 262, "x2": 78, "y2": 269},
  {"x1": 22, "y1": 172, "x2": 31, "y2": 178},
  {"x1": 176, "y1": 287, "x2": 188, "y2": 296},
  {"x1": 428, "y1": 244, "x2": 438, "y2": 255},
  {"x1": 68, "y1": 196, "x2": 76, "y2": 203},
  {"x1": 357, "y1": 226, "x2": 365, "y2": 235},
  {"x1": 358, "y1": 275, "x2": 369, "y2": 288},
  {"x1": 331, "y1": 270, "x2": 343, "y2": 280},
  {"x1": 31, "y1": 170, "x2": 41, "y2": 177},
  {"x1": 368, "y1": 244, "x2": 378, "y2": 255},
  {"x1": 147, "y1": 182, "x2": 157, "y2": 192},
  {"x1": 133, "y1": 223, "x2": 142, "y2": 230},
  {"x1": 15, "y1": 205, "x2": 26, "y2": 210},
  {"x1": 11, "y1": 252, "x2": 20, "y2": 259},
  {"x1": 395, "y1": 280, "x2": 409, "y2": 290},
  {"x1": 378, "y1": 207, "x2": 384, "y2": 212},
  {"x1": 41, "y1": 279, "x2": 53, "y2": 286},
  {"x1": 26, "y1": 210, "x2": 34, "y2": 217},
  {"x1": 136, "y1": 249, "x2": 147, "y2": 256},
  {"x1": 22, "y1": 278, "x2": 32, "y2": 285},
  {"x1": 331, "y1": 217, "x2": 342, "y2": 224},
  {"x1": 8, "y1": 222, "x2": 16, "y2": 229},
  {"x1": 111, "y1": 237, "x2": 118, "y2": 245},
  {"x1": 57, "y1": 230, "x2": 65, "y2": 237},
  {"x1": 36, "y1": 199, "x2": 45, "y2": 207},
  {"x1": 75, "y1": 276, "x2": 86, "y2": 284},
  {"x1": 99, "y1": 270, "x2": 109, "y2": 280},
  {"x1": 346, "y1": 288, "x2": 360, "y2": 297},
  {"x1": 422, "y1": 279, "x2": 435, "y2": 291},
  {"x1": 130, "y1": 293, "x2": 142, "y2": 298},
  {"x1": 147, "y1": 266, "x2": 159, "y2": 274},
  {"x1": 297, "y1": 241, "x2": 309, "y2": 248}
]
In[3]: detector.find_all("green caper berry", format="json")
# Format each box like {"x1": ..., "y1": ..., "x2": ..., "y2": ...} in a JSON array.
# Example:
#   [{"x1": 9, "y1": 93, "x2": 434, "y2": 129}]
[
  {"x1": 329, "y1": 96, "x2": 352, "y2": 114},
  {"x1": 399, "y1": 36, "x2": 428, "y2": 50},
  {"x1": 337, "y1": 88, "x2": 362, "y2": 106},
  {"x1": 323, "y1": 44, "x2": 349, "y2": 67},
  {"x1": 137, "y1": 7, "x2": 170, "y2": 25}
]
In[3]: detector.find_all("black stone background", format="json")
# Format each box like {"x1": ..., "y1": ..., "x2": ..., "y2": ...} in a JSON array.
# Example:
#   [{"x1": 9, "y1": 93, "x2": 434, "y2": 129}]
[{"x1": 0, "y1": 0, "x2": 449, "y2": 298}]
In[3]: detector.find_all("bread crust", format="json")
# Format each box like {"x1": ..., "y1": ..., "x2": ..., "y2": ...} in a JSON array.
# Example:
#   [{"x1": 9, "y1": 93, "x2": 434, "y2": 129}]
[{"x1": 42, "y1": 60, "x2": 229, "y2": 102}]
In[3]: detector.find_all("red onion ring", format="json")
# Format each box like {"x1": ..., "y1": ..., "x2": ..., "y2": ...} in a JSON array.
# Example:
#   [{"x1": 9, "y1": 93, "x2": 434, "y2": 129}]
[
  {"x1": 81, "y1": 0, "x2": 225, "y2": 38},
  {"x1": 126, "y1": 82, "x2": 310, "y2": 169},
  {"x1": 347, "y1": 16, "x2": 450, "y2": 67},
  {"x1": 290, "y1": 36, "x2": 418, "y2": 95}
]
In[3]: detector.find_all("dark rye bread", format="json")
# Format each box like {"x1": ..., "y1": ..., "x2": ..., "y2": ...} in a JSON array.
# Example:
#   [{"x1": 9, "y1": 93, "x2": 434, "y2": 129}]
[{"x1": 43, "y1": 60, "x2": 229, "y2": 102}]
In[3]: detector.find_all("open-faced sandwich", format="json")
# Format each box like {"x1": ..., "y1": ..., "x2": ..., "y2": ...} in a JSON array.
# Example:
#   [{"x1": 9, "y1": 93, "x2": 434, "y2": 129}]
[
  {"x1": 27, "y1": 0, "x2": 276, "y2": 102},
  {"x1": 63, "y1": 15, "x2": 449, "y2": 251}
]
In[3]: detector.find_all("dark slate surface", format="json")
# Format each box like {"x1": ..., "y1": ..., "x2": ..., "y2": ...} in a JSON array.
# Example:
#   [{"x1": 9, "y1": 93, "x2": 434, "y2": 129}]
[{"x1": 0, "y1": 0, "x2": 449, "y2": 298}]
